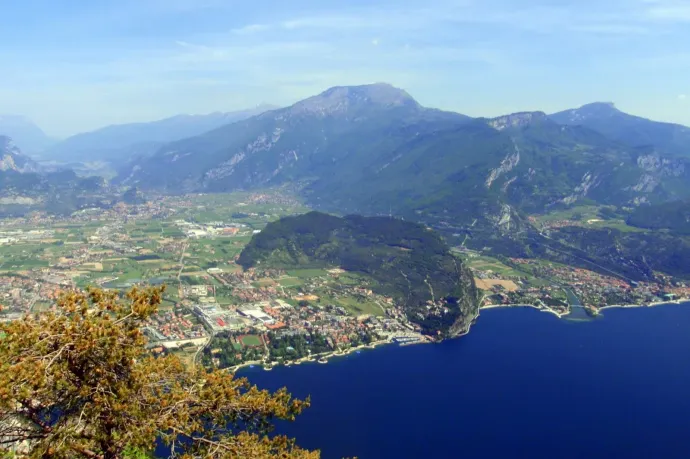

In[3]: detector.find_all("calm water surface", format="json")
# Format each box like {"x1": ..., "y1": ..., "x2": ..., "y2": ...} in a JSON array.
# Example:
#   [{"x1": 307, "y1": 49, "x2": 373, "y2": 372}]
[{"x1": 242, "y1": 304, "x2": 690, "y2": 459}]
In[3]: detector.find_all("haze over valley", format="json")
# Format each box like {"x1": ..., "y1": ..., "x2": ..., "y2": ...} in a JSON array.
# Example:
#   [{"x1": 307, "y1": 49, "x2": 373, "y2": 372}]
[{"x1": 3, "y1": 1, "x2": 690, "y2": 458}]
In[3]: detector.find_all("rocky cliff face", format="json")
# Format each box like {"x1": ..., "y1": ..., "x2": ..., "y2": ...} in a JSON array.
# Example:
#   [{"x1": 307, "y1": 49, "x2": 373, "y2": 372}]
[
  {"x1": 636, "y1": 154, "x2": 685, "y2": 176},
  {"x1": 120, "y1": 83, "x2": 468, "y2": 192},
  {"x1": 0, "y1": 136, "x2": 39, "y2": 173},
  {"x1": 448, "y1": 261, "x2": 480, "y2": 338},
  {"x1": 120, "y1": 86, "x2": 690, "y2": 235},
  {"x1": 488, "y1": 112, "x2": 548, "y2": 131},
  {"x1": 486, "y1": 140, "x2": 521, "y2": 187}
]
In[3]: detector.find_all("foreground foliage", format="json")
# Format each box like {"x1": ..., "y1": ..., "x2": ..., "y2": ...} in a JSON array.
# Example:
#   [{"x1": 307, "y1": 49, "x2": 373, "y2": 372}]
[{"x1": 0, "y1": 287, "x2": 318, "y2": 458}]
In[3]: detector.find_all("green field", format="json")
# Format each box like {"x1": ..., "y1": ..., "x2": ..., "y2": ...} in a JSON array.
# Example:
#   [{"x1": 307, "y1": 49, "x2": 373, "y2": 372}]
[
  {"x1": 286, "y1": 269, "x2": 328, "y2": 279},
  {"x1": 312, "y1": 288, "x2": 385, "y2": 317},
  {"x1": 239, "y1": 335, "x2": 262, "y2": 347},
  {"x1": 172, "y1": 191, "x2": 309, "y2": 227},
  {"x1": 535, "y1": 205, "x2": 644, "y2": 233},
  {"x1": 277, "y1": 277, "x2": 305, "y2": 287},
  {"x1": 335, "y1": 296, "x2": 384, "y2": 317},
  {"x1": 336, "y1": 273, "x2": 367, "y2": 285},
  {"x1": 460, "y1": 253, "x2": 554, "y2": 287},
  {"x1": 585, "y1": 220, "x2": 645, "y2": 233},
  {"x1": 0, "y1": 191, "x2": 313, "y2": 312},
  {"x1": 462, "y1": 254, "x2": 523, "y2": 277},
  {"x1": 536, "y1": 205, "x2": 602, "y2": 223}
]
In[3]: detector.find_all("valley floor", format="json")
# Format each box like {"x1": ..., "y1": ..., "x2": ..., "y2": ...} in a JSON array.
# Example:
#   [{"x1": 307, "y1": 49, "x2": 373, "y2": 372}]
[{"x1": 2, "y1": 191, "x2": 688, "y2": 370}]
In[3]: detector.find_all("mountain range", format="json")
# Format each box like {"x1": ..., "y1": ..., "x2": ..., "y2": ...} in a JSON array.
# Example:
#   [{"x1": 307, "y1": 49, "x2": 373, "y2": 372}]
[
  {"x1": 40, "y1": 105, "x2": 278, "y2": 164},
  {"x1": 7, "y1": 84, "x2": 690, "y2": 227},
  {"x1": 0, "y1": 136, "x2": 114, "y2": 216},
  {"x1": 0, "y1": 115, "x2": 55, "y2": 154},
  {"x1": 550, "y1": 102, "x2": 690, "y2": 158},
  {"x1": 118, "y1": 84, "x2": 690, "y2": 226},
  {"x1": 4, "y1": 83, "x2": 690, "y2": 279}
]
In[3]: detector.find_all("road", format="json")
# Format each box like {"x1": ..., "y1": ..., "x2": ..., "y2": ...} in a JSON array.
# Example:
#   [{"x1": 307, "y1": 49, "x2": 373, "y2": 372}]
[
  {"x1": 192, "y1": 330, "x2": 214, "y2": 369},
  {"x1": 176, "y1": 238, "x2": 189, "y2": 296}
]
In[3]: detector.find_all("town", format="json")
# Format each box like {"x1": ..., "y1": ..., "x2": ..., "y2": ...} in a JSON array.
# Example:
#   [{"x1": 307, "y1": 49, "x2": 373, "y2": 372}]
[
  {"x1": 1, "y1": 191, "x2": 689, "y2": 370},
  {"x1": 460, "y1": 249, "x2": 690, "y2": 318},
  {"x1": 0, "y1": 191, "x2": 425, "y2": 370}
]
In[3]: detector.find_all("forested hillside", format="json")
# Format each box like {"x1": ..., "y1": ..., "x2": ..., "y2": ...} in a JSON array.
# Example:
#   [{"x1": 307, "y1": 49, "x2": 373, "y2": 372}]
[{"x1": 238, "y1": 212, "x2": 479, "y2": 335}]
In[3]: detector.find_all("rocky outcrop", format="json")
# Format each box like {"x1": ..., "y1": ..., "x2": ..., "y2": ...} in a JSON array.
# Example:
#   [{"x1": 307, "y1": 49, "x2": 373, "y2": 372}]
[
  {"x1": 202, "y1": 128, "x2": 292, "y2": 184},
  {"x1": 562, "y1": 171, "x2": 600, "y2": 205},
  {"x1": 0, "y1": 136, "x2": 39, "y2": 173},
  {"x1": 486, "y1": 140, "x2": 520, "y2": 187},
  {"x1": 448, "y1": 261, "x2": 480, "y2": 338},
  {"x1": 286, "y1": 83, "x2": 420, "y2": 117},
  {"x1": 636, "y1": 154, "x2": 685, "y2": 177},
  {"x1": 486, "y1": 203, "x2": 519, "y2": 234},
  {"x1": 488, "y1": 112, "x2": 547, "y2": 131}
]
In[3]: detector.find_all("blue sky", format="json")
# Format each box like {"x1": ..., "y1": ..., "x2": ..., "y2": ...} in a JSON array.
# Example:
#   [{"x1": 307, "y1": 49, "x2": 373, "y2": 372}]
[{"x1": 1, "y1": 0, "x2": 689, "y2": 137}]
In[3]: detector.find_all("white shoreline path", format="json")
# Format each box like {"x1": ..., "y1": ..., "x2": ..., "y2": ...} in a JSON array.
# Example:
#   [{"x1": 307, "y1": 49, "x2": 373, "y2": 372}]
[
  {"x1": 597, "y1": 299, "x2": 687, "y2": 311},
  {"x1": 480, "y1": 299, "x2": 689, "y2": 317},
  {"x1": 227, "y1": 338, "x2": 399, "y2": 373},
  {"x1": 480, "y1": 303, "x2": 568, "y2": 318}
]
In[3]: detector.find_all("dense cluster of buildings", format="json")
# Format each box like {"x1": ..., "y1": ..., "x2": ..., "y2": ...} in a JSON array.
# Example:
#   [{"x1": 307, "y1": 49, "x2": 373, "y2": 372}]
[
  {"x1": 192, "y1": 303, "x2": 248, "y2": 332},
  {"x1": 4, "y1": 191, "x2": 689, "y2": 371},
  {"x1": 476, "y1": 257, "x2": 690, "y2": 311},
  {"x1": 174, "y1": 220, "x2": 248, "y2": 239},
  {"x1": 0, "y1": 228, "x2": 55, "y2": 245},
  {"x1": 144, "y1": 309, "x2": 207, "y2": 344}
]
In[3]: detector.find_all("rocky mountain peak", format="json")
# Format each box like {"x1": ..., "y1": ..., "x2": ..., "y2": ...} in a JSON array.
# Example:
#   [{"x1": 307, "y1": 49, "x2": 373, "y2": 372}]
[
  {"x1": 573, "y1": 102, "x2": 619, "y2": 117},
  {"x1": 488, "y1": 112, "x2": 548, "y2": 131},
  {"x1": 289, "y1": 83, "x2": 420, "y2": 116},
  {"x1": 550, "y1": 102, "x2": 620, "y2": 125}
]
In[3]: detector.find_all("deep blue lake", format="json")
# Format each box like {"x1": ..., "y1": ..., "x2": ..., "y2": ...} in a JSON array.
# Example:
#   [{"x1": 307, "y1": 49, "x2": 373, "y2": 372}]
[{"x1": 241, "y1": 304, "x2": 690, "y2": 459}]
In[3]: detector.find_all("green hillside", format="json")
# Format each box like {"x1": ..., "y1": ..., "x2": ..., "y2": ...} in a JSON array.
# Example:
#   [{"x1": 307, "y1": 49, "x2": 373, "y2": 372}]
[
  {"x1": 238, "y1": 212, "x2": 479, "y2": 336},
  {"x1": 122, "y1": 86, "x2": 690, "y2": 234},
  {"x1": 627, "y1": 200, "x2": 690, "y2": 234}
]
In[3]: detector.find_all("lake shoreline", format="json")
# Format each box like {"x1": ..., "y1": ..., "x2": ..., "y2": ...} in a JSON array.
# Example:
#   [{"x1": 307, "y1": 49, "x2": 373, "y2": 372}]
[
  {"x1": 480, "y1": 298, "x2": 689, "y2": 317},
  {"x1": 230, "y1": 298, "x2": 689, "y2": 374},
  {"x1": 480, "y1": 303, "x2": 568, "y2": 318},
  {"x1": 238, "y1": 303, "x2": 690, "y2": 459},
  {"x1": 229, "y1": 337, "x2": 411, "y2": 373},
  {"x1": 597, "y1": 299, "x2": 687, "y2": 311}
]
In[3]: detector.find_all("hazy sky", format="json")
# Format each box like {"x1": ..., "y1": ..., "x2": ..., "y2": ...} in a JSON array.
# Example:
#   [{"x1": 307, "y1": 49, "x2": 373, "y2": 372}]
[{"x1": 1, "y1": 0, "x2": 689, "y2": 137}]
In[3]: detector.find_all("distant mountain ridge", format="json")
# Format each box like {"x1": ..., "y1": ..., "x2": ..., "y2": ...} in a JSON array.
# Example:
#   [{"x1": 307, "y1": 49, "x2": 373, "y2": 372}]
[
  {"x1": 0, "y1": 136, "x2": 114, "y2": 216},
  {"x1": 119, "y1": 84, "x2": 690, "y2": 232},
  {"x1": 42, "y1": 105, "x2": 278, "y2": 164},
  {"x1": 6, "y1": 84, "x2": 690, "y2": 280},
  {"x1": 119, "y1": 83, "x2": 470, "y2": 189},
  {"x1": 0, "y1": 115, "x2": 55, "y2": 154},
  {"x1": 287, "y1": 83, "x2": 421, "y2": 115},
  {"x1": 550, "y1": 102, "x2": 690, "y2": 158}
]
